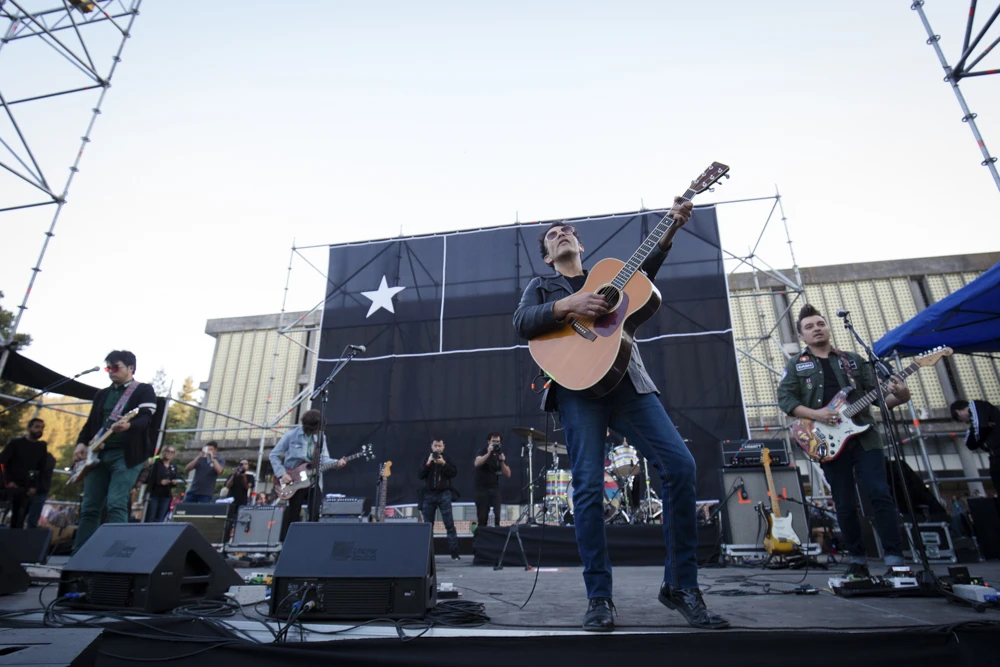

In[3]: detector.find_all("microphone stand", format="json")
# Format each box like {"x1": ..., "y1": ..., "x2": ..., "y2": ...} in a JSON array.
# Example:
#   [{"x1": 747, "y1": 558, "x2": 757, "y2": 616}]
[
  {"x1": 305, "y1": 346, "x2": 364, "y2": 522},
  {"x1": 838, "y1": 312, "x2": 935, "y2": 588},
  {"x1": 0, "y1": 366, "x2": 99, "y2": 416}
]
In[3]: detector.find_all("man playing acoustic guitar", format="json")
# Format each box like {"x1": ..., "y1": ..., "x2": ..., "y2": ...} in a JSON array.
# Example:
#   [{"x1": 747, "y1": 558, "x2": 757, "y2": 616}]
[
  {"x1": 72, "y1": 350, "x2": 159, "y2": 552},
  {"x1": 777, "y1": 305, "x2": 911, "y2": 578},
  {"x1": 513, "y1": 198, "x2": 729, "y2": 632}
]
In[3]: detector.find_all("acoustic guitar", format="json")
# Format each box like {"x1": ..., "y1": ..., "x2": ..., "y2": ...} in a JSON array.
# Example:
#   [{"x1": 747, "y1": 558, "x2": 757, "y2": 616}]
[
  {"x1": 790, "y1": 347, "x2": 952, "y2": 462},
  {"x1": 528, "y1": 162, "x2": 730, "y2": 396}
]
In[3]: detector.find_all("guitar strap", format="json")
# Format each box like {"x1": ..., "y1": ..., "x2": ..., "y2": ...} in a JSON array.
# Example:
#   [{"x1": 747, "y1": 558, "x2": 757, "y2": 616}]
[
  {"x1": 109, "y1": 382, "x2": 142, "y2": 423},
  {"x1": 832, "y1": 349, "x2": 857, "y2": 391}
]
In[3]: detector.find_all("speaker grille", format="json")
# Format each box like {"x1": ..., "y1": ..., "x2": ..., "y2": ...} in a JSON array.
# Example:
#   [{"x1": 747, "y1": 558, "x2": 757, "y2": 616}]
[
  {"x1": 85, "y1": 574, "x2": 132, "y2": 607},
  {"x1": 319, "y1": 579, "x2": 393, "y2": 615}
]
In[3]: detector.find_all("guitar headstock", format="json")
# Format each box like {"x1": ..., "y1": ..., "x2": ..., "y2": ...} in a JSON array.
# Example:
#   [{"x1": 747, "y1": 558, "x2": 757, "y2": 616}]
[
  {"x1": 761, "y1": 447, "x2": 772, "y2": 467},
  {"x1": 360, "y1": 443, "x2": 374, "y2": 461},
  {"x1": 689, "y1": 161, "x2": 730, "y2": 195},
  {"x1": 915, "y1": 346, "x2": 953, "y2": 367},
  {"x1": 380, "y1": 461, "x2": 392, "y2": 478},
  {"x1": 123, "y1": 407, "x2": 140, "y2": 420}
]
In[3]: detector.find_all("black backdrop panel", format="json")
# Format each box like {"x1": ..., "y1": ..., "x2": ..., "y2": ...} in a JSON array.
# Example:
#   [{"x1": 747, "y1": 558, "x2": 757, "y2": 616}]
[{"x1": 317, "y1": 208, "x2": 747, "y2": 506}]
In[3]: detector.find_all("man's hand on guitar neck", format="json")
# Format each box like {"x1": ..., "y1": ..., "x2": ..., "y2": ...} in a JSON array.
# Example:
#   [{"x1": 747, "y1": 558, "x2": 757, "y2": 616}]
[
  {"x1": 553, "y1": 292, "x2": 609, "y2": 321},
  {"x1": 658, "y1": 196, "x2": 694, "y2": 251},
  {"x1": 110, "y1": 418, "x2": 131, "y2": 433}
]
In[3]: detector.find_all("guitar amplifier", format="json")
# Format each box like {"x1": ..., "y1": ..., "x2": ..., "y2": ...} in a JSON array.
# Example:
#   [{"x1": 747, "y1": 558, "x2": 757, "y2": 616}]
[
  {"x1": 228, "y1": 505, "x2": 284, "y2": 551},
  {"x1": 170, "y1": 502, "x2": 234, "y2": 545},
  {"x1": 321, "y1": 497, "x2": 371, "y2": 517},
  {"x1": 721, "y1": 439, "x2": 790, "y2": 468}
]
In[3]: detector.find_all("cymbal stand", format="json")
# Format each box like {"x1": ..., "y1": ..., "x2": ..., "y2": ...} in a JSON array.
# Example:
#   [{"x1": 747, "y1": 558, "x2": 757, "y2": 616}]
[{"x1": 523, "y1": 434, "x2": 537, "y2": 525}]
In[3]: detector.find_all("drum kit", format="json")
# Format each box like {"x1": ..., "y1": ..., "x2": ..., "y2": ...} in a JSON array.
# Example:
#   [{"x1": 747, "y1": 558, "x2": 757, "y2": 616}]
[{"x1": 512, "y1": 427, "x2": 663, "y2": 526}]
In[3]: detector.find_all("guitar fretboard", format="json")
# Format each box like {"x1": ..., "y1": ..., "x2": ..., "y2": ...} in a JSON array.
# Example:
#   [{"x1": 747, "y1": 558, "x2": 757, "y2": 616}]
[
  {"x1": 610, "y1": 186, "x2": 697, "y2": 291},
  {"x1": 843, "y1": 361, "x2": 921, "y2": 418}
]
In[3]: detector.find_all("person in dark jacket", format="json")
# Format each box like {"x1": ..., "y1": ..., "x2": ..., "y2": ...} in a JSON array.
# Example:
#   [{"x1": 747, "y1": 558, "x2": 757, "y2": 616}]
[
  {"x1": 952, "y1": 399, "x2": 1000, "y2": 492},
  {"x1": 0, "y1": 418, "x2": 50, "y2": 528},
  {"x1": 71, "y1": 350, "x2": 158, "y2": 552},
  {"x1": 418, "y1": 438, "x2": 460, "y2": 560},
  {"x1": 145, "y1": 446, "x2": 182, "y2": 522},
  {"x1": 513, "y1": 198, "x2": 728, "y2": 632}
]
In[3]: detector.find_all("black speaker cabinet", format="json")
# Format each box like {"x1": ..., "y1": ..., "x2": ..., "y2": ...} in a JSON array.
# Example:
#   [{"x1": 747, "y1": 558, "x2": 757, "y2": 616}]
[
  {"x1": 229, "y1": 505, "x2": 283, "y2": 550},
  {"x1": 0, "y1": 528, "x2": 51, "y2": 564},
  {"x1": 967, "y1": 497, "x2": 1000, "y2": 560},
  {"x1": 171, "y1": 502, "x2": 234, "y2": 545},
  {"x1": 0, "y1": 547, "x2": 29, "y2": 596},
  {"x1": 58, "y1": 523, "x2": 242, "y2": 612},
  {"x1": 719, "y1": 467, "x2": 809, "y2": 548},
  {"x1": 271, "y1": 522, "x2": 436, "y2": 620}
]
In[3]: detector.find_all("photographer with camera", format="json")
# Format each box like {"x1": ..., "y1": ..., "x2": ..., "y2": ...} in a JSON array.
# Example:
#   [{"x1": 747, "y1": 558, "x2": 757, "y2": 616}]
[
  {"x1": 473, "y1": 432, "x2": 510, "y2": 527},
  {"x1": 184, "y1": 441, "x2": 225, "y2": 503},
  {"x1": 418, "y1": 438, "x2": 461, "y2": 560},
  {"x1": 224, "y1": 458, "x2": 255, "y2": 509}
]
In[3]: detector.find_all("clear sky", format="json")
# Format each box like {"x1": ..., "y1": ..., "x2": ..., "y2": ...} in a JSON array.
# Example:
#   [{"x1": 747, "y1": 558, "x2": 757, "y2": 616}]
[{"x1": 1, "y1": 0, "x2": 997, "y2": 395}]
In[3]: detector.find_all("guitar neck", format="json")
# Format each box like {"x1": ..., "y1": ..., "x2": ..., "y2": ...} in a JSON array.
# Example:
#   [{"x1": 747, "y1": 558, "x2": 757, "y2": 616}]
[
  {"x1": 843, "y1": 360, "x2": 920, "y2": 417},
  {"x1": 319, "y1": 450, "x2": 363, "y2": 472},
  {"x1": 762, "y1": 456, "x2": 782, "y2": 518},
  {"x1": 611, "y1": 186, "x2": 697, "y2": 290}
]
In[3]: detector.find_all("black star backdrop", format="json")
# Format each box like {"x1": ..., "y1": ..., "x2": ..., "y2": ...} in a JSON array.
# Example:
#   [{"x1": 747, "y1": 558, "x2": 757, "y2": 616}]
[{"x1": 316, "y1": 207, "x2": 746, "y2": 507}]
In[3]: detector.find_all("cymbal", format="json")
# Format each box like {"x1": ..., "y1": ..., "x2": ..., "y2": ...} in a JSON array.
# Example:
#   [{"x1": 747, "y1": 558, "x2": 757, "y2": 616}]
[
  {"x1": 536, "y1": 442, "x2": 568, "y2": 456},
  {"x1": 512, "y1": 427, "x2": 547, "y2": 440}
]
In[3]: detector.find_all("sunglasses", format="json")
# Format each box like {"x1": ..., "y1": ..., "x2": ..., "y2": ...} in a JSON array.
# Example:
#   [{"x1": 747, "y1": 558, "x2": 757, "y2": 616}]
[
  {"x1": 545, "y1": 225, "x2": 576, "y2": 241},
  {"x1": 105, "y1": 364, "x2": 125, "y2": 372}
]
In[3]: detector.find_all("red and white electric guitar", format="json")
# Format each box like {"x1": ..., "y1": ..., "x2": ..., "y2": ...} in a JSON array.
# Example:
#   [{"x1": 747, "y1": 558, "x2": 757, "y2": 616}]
[
  {"x1": 790, "y1": 346, "x2": 952, "y2": 462},
  {"x1": 528, "y1": 162, "x2": 730, "y2": 396},
  {"x1": 275, "y1": 443, "x2": 373, "y2": 500}
]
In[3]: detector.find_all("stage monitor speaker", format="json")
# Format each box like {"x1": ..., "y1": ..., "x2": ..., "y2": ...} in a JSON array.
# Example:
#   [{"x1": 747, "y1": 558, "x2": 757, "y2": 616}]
[
  {"x1": 0, "y1": 547, "x2": 29, "y2": 596},
  {"x1": 229, "y1": 505, "x2": 284, "y2": 550},
  {"x1": 719, "y1": 467, "x2": 808, "y2": 548},
  {"x1": 271, "y1": 522, "x2": 436, "y2": 620},
  {"x1": 966, "y1": 497, "x2": 1000, "y2": 560},
  {"x1": 0, "y1": 528, "x2": 51, "y2": 564},
  {"x1": 171, "y1": 502, "x2": 233, "y2": 545},
  {"x1": 58, "y1": 523, "x2": 243, "y2": 612}
]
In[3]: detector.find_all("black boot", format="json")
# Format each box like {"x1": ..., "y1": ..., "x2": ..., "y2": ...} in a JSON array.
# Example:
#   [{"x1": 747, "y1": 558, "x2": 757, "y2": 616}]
[
  {"x1": 583, "y1": 597, "x2": 615, "y2": 632},
  {"x1": 658, "y1": 584, "x2": 729, "y2": 630}
]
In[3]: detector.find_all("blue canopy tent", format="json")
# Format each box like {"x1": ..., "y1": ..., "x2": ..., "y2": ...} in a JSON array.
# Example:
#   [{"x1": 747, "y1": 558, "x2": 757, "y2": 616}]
[{"x1": 874, "y1": 260, "x2": 1000, "y2": 357}]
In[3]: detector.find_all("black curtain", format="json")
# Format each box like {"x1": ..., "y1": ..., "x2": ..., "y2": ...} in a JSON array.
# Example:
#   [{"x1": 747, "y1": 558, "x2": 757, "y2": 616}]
[{"x1": 316, "y1": 207, "x2": 746, "y2": 506}]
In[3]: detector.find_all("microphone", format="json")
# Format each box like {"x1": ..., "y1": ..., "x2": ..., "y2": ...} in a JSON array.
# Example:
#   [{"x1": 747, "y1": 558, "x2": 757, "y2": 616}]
[
  {"x1": 79, "y1": 366, "x2": 101, "y2": 375},
  {"x1": 836, "y1": 309, "x2": 849, "y2": 318},
  {"x1": 347, "y1": 344, "x2": 366, "y2": 353}
]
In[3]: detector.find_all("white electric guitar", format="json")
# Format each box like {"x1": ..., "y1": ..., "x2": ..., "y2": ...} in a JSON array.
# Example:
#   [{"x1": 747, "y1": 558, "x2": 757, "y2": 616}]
[
  {"x1": 761, "y1": 447, "x2": 800, "y2": 555},
  {"x1": 790, "y1": 346, "x2": 952, "y2": 462},
  {"x1": 68, "y1": 408, "x2": 141, "y2": 484}
]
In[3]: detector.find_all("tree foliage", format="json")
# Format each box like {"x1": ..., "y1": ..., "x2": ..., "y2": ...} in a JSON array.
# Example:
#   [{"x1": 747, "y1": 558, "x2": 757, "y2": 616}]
[
  {"x1": 0, "y1": 290, "x2": 34, "y2": 448},
  {"x1": 164, "y1": 376, "x2": 199, "y2": 450}
]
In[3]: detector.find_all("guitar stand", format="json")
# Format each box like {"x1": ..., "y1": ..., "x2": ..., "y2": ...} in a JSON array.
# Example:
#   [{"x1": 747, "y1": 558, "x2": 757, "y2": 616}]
[{"x1": 494, "y1": 503, "x2": 533, "y2": 571}]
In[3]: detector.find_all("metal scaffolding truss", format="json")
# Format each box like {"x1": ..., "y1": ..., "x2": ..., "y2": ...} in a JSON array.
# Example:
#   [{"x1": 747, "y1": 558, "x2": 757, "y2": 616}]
[
  {"x1": 0, "y1": 0, "x2": 143, "y2": 378},
  {"x1": 912, "y1": 0, "x2": 1000, "y2": 192}
]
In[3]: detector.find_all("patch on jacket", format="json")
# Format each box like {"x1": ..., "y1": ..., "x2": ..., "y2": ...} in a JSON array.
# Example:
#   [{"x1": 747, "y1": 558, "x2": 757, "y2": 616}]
[{"x1": 796, "y1": 362, "x2": 815, "y2": 371}]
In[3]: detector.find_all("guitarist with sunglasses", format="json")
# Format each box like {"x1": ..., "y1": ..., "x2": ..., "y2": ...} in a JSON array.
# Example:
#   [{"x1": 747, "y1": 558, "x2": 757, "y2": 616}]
[
  {"x1": 513, "y1": 198, "x2": 729, "y2": 632},
  {"x1": 71, "y1": 350, "x2": 159, "y2": 552},
  {"x1": 270, "y1": 409, "x2": 346, "y2": 541},
  {"x1": 777, "y1": 304, "x2": 911, "y2": 579}
]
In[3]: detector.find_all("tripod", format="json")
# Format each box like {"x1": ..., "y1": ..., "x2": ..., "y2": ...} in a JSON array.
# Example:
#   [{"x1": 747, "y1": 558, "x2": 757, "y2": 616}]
[{"x1": 494, "y1": 502, "x2": 533, "y2": 571}]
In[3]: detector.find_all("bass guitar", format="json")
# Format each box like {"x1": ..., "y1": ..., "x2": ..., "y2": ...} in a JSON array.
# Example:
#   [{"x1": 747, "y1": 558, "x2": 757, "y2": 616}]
[
  {"x1": 275, "y1": 443, "x2": 373, "y2": 500},
  {"x1": 373, "y1": 461, "x2": 392, "y2": 522},
  {"x1": 68, "y1": 408, "x2": 141, "y2": 484},
  {"x1": 528, "y1": 162, "x2": 730, "y2": 396},
  {"x1": 760, "y1": 447, "x2": 800, "y2": 555},
  {"x1": 790, "y1": 346, "x2": 952, "y2": 462}
]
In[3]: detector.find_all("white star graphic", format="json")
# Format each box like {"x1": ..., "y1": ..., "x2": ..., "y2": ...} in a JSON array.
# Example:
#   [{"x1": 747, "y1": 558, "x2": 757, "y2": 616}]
[{"x1": 360, "y1": 275, "x2": 406, "y2": 318}]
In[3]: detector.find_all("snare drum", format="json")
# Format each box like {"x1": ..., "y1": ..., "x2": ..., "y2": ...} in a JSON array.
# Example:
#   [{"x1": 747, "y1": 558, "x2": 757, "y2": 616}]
[
  {"x1": 545, "y1": 469, "x2": 572, "y2": 499},
  {"x1": 609, "y1": 444, "x2": 640, "y2": 477}
]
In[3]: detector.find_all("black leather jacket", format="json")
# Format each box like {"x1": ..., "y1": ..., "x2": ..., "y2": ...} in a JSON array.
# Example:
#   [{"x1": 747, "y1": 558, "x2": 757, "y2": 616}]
[{"x1": 513, "y1": 244, "x2": 671, "y2": 410}]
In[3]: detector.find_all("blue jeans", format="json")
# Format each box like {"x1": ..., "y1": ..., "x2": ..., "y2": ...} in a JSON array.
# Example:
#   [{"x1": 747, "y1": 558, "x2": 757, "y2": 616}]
[
  {"x1": 145, "y1": 496, "x2": 172, "y2": 522},
  {"x1": 26, "y1": 493, "x2": 47, "y2": 529},
  {"x1": 822, "y1": 442, "x2": 903, "y2": 562},
  {"x1": 557, "y1": 380, "x2": 699, "y2": 598},
  {"x1": 422, "y1": 489, "x2": 459, "y2": 556},
  {"x1": 183, "y1": 492, "x2": 214, "y2": 503}
]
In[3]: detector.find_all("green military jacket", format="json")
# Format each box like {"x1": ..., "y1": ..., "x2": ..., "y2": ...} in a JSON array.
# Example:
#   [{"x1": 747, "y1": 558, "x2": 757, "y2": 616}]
[{"x1": 777, "y1": 347, "x2": 882, "y2": 451}]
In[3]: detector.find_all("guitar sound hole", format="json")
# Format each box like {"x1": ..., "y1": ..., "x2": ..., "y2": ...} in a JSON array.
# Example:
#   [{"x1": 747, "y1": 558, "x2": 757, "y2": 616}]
[{"x1": 597, "y1": 285, "x2": 621, "y2": 311}]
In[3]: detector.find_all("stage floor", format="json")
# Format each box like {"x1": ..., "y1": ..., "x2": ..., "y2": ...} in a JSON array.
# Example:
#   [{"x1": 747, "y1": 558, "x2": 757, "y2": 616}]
[{"x1": 8, "y1": 555, "x2": 1000, "y2": 635}]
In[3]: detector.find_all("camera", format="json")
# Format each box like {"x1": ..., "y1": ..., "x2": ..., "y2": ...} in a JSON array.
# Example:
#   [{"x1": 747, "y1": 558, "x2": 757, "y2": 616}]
[
  {"x1": 235, "y1": 465, "x2": 245, "y2": 474},
  {"x1": 432, "y1": 452, "x2": 442, "y2": 460},
  {"x1": 490, "y1": 442, "x2": 502, "y2": 454}
]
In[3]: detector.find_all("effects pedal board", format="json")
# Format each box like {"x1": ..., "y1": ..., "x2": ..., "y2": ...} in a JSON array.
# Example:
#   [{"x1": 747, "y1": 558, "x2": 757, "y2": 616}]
[{"x1": 829, "y1": 566, "x2": 921, "y2": 597}]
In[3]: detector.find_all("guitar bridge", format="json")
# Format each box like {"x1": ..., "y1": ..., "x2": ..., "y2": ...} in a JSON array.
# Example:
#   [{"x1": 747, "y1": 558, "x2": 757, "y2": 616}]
[{"x1": 570, "y1": 319, "x2": 597, "y2": 341}]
